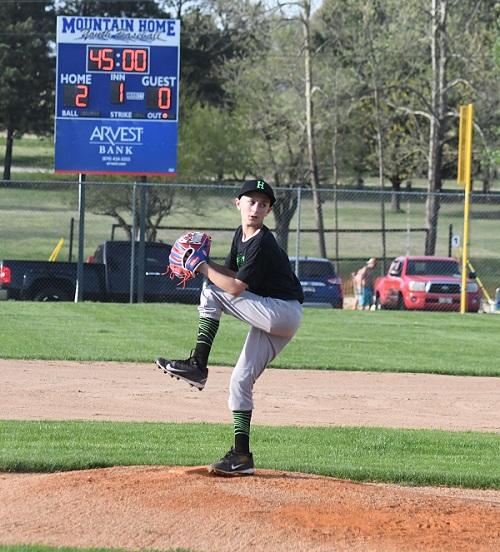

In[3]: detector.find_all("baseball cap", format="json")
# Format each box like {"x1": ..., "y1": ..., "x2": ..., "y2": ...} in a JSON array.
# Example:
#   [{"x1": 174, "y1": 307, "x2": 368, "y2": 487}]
[{"x1": 237, "y1": 179, "x2": 276, "y2": 206}]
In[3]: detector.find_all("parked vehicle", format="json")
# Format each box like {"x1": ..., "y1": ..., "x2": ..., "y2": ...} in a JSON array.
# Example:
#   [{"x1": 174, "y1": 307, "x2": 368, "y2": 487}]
[
  {"x1": 374, "y1": 255, "x2": 481, "y2": 312},
  {"x1": 290, "y1": 256, "x2": 343, "y2": 308},
  {"x1": 0, "y1": 241, "x2": 203, "y2": 303}
]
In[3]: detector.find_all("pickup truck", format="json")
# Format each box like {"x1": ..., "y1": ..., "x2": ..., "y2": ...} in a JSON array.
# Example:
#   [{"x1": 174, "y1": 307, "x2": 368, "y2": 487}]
[
  {"x1": 0, "y1": 240, "x2": 203, "y2": 303},
  {"x1": 374, "y1": 255, "x2": 481, "y2": 312}
]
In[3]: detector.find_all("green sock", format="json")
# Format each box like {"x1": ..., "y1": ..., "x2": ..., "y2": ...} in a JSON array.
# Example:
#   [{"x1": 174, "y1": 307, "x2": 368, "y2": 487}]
[
  {"x1": 233, "y1": 410, "x2": 252, "y2": 454},
  {"x1": 194, "y1": 316, "x2": 219, "y2": 365}
]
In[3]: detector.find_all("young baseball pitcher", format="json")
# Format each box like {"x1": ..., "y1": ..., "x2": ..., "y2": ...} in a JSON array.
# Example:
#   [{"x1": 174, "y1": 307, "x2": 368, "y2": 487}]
[{"x1": 155, "y1": 179, "x2": 304, "y2": 476}]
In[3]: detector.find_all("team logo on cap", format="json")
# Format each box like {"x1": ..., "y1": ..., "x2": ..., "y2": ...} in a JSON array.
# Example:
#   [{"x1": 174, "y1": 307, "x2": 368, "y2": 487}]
[{"x1": 256, "y1": 180, "x2": 265, "y2": 190}]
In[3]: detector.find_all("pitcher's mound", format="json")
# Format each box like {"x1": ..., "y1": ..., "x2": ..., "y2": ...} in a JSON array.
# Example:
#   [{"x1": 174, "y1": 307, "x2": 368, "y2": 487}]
[{"x1": 1, "y1": 466, "x2": 499, "y2": 551}]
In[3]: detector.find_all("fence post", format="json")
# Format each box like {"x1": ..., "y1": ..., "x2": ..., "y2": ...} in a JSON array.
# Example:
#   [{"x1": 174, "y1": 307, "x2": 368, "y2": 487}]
[
  {"x1": 137, "y1": 177, "x2": 147, "y2": 303},
  {"x1": 129, "y1": 183, "x2": 137, "y2": 304},
  {"x1": 74, "y1": 173, "x2": 86, "y2": 303},
  {"x1": 333, "y1": 182, "x2": 339, "y2": 270},
  {"x1": 380, "y1": 189, "x2": 387, "y2": 273},
  {"x1": 294, "y1": 186, "x2": 302, "y2": 274},
  {"x1": 68, "y1": 217, "x2": 74, "y2": 262},
  {"x1": 448, "y1": 224, "x2": 453, "y2": 257}
]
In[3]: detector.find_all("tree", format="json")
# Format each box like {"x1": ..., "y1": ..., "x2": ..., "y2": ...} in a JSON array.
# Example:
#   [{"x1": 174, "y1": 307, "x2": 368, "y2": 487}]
[
  {"x1": 390, "y1": 0, "x2": 498, "y2": 254},
  {"x1": 57, "y1": 0, "x2": 164, "y2": 18},
  {"x1": 0, "y1": 1, "x2": 54, "y2": 180},
  {"x1": 177, "y1": 0, "x2": 269, "y2": 107},
  {"x1": 315, "y1": 0, "x2": 497, "y2": 256},
  {"x1": 84, "y1": 183, "x2": 176, "y2": 241},
  {"x1": 178, "y1": 101, "x2": 252, "y2": 182},
  {"x1": 300, "y1": 0, "x2": 327, "y2": 258},
  {"x1": 222, "y1": 9, "x2": 308, "y2": 252}
]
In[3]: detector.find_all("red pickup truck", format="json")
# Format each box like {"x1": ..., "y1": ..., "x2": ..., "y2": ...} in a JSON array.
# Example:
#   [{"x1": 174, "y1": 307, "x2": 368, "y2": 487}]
[{"x1": 374, "y1": 256, "x2": 481, "y2": 312}]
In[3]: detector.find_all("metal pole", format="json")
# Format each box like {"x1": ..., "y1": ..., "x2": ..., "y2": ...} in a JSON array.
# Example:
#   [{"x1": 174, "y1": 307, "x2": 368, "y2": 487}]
[
  {"x1": 405, "y1": 194, "x2": 411, "y2": 256},
  {"x1": 68, "y1": 217, "x2": 74, "y2": 262},
  {"x1": 137, "y1": 177, "x2": 147, "y2": 303},
  {"x1": 448, "y1": 224, "x2": 453, "y2": 257},
  {"x1": 74, "y1": 173, "x2": 86, "y2": 303},
  {"x1": 459, "y1": 104, "x2": 473, "y2": 315},
  {"x1": 129, "y1": 183, "x2": 137, "y2": 304},
  {"x1": 380, "y1": 189, "x2": 387, "y2": 273},
  {"x1": 333, "y1": 182, "x2": 339, "y2": 271},
  {"x1": 294, "y1": 186, "x2": 302, "y2": 275}
]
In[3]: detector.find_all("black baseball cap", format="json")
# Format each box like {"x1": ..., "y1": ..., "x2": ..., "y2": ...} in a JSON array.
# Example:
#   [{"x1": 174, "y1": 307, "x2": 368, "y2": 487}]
[{"x1": 237, "y1": 179, "x2": 276, "y2": 206}]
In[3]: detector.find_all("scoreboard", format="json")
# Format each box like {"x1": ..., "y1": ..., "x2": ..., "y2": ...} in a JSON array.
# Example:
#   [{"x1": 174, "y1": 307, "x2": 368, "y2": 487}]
[{"x1": 55, "y1": 16, "x2": 180, "y2": 175}]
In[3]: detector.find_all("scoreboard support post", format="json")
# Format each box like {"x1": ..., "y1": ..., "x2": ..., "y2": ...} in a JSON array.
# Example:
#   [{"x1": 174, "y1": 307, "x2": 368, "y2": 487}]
[{"x1": 74, "y1": 173, "x2": 86, "y2": 303}]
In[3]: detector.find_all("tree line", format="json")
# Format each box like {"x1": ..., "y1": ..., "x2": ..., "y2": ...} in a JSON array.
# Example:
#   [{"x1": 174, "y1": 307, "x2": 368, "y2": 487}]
[{"x1": 0, "y1": 0, "x2": 498, "y2": 255}]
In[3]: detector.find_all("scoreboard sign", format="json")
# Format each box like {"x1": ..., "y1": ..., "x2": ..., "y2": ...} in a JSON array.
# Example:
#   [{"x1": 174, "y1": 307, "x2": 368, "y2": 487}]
[{"x1": 55, "y1": 16, "x2": 180, "y2": 175}]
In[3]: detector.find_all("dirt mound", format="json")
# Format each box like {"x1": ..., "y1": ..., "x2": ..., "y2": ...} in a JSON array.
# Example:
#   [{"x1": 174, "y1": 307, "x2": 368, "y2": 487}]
[{"x1": 1, "y1": 466, "x2": 499, "y2": 552}]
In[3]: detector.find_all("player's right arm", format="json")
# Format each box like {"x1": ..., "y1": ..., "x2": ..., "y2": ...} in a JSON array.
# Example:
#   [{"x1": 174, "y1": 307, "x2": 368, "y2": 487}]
[{"x1": 198, "y1": 261, "x2": 248, "y2": 297}]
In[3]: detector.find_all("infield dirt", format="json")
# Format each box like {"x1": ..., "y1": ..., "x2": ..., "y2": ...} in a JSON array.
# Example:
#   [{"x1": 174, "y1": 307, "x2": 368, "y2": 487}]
[{"x1": 0, "y1": 359, "x2": 499, "y2": 551}]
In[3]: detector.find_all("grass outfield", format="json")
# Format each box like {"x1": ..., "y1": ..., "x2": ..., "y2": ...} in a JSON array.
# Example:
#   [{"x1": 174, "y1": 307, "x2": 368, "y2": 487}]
[
  {"x1": 1, "y1": 302, "x2": 499, "y2": 376},
  {"x1": 0, "y1": 420, "x2": 499, "y2": 489}
]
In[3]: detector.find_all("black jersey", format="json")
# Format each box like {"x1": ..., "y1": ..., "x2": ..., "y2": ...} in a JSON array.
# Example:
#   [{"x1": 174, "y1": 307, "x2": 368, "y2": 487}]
[{"x1": 225, "y1": 225, "x2": 304, "y2": 303}]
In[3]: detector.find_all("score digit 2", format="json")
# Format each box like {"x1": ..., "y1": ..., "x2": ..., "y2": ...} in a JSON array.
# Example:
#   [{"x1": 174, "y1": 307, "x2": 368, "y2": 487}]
[{"x1": 63, "y1": 84, "x2": 89, "y2": 108}]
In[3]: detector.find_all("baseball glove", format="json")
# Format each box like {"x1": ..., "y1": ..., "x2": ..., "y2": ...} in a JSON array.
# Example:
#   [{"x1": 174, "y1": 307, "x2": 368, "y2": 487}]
[{"x1": 167, "y1": 231, "x2": 211, "y2": 286}]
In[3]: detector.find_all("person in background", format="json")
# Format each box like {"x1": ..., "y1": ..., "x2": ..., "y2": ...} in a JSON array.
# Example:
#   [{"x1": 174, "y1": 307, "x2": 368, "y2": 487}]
[
  {"x1": 354, "y1": 257, "x2": 378, "y2": 310},
  {"x1": 351, "y1": 270, "x2": 362, "y2": 310}
]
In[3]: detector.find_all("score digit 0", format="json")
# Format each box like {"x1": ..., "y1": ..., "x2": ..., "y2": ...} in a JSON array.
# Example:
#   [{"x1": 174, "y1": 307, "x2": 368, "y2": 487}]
[{"x1": 146, "y1": 86, "x2": 171, "y2": 110}]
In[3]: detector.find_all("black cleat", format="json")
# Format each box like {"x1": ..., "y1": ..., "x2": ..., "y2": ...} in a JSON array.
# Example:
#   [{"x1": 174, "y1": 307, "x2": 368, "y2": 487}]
[
  {"x1": 154, "y1": 354, "x2": 208, "y2": 390},
  {"x1": 208, "y1": 447, "x2": 255, "y2": 476}
]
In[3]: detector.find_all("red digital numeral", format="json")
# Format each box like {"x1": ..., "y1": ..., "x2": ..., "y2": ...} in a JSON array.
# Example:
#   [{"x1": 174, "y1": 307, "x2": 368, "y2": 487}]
[
  {"x1": 75, "y1": 84, "x2": 89, "y2": 107},
  {"x1": 157, "y1": 87, "x2": 171, "y2": 109},
  {"x1": 89, "y1": 47, "x2": 114, "y2": 71},
  {"x1": 122, "y1": 49, "x2": 148, "y2": 72},
  {"x1": 110, "y1": 82, "x2": 125, "y2": 104}
]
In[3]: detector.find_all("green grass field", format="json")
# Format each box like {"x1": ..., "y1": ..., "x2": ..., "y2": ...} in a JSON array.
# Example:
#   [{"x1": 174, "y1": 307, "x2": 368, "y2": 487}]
[
  {"x1": 1, "y1": 420, "x2": 498, "y2": 489},
  {"x1": 0, "y1": 302, "x2": 499, "y2": 488},
  {"x1": 1, "y1": 302, "x2": 499, "y2": 376}
]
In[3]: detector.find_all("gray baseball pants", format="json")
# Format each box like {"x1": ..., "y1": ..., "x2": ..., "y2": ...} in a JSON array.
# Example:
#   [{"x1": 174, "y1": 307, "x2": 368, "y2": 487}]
[{"x1": 198, "y1": 284, "x2": 302, "y2": 411}]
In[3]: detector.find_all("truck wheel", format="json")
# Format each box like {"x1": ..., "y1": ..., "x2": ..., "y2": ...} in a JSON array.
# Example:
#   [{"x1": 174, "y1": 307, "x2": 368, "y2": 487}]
[
  {"x1": 397, "y1": 293, "x2": 406, "y2": 310},
  {"x1": 33, "y1": 286, "x2": 71, "y2": 302}
]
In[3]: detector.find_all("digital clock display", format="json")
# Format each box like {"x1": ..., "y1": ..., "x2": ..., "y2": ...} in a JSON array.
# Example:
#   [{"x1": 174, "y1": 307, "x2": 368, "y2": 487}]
[
  {"x1": 87, "y1": 46, "x2": 149, "y2": 73},
  {"x1": 58, "y1": 43, "x2": 177, "y2": 118}
]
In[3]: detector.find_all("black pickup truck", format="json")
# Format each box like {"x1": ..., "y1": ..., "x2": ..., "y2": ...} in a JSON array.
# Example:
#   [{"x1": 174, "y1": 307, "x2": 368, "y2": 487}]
[{"x1": 0, "y1": 241, "x2": 203, "y2": 303}]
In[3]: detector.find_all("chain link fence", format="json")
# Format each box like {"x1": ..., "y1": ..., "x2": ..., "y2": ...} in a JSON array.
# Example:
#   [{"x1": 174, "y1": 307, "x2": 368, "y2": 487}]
[{"x1": 1, "y1": 180, "x2": 499, "y2": 312}]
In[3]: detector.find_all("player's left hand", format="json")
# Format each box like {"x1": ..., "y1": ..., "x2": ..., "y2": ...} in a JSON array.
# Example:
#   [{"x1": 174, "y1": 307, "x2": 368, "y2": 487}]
[{"x1": 167, "y1": 231, "x2": 211, "y2": 286}]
